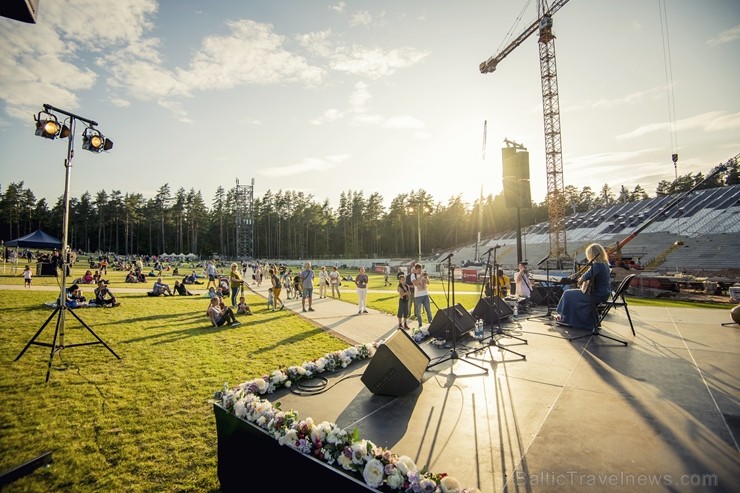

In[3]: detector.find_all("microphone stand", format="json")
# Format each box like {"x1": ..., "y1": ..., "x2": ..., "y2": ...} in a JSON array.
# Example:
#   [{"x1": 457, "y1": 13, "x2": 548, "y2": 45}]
[
  {"x1": 427, "y1": 255, "x2": 488, "y2": 373},
  {"x1": 467, "y1": 247, "x2": 526, "y2": 361}
]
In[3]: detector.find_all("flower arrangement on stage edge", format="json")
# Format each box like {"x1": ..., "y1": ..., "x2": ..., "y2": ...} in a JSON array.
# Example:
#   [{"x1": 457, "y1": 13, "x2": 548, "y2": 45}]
[
  {"x1": 213, "y1": 341, "x2": 480, "y2": 493},
  {"x1": 409, "y1": 326, "x2": 430, "y2": 343}
]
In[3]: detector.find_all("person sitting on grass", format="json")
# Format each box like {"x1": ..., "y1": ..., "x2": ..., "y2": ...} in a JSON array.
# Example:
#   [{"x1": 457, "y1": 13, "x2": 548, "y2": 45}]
[
  {"x1": 206, "y1": 286, "x2": 218, "y2": 299},
  {"x1": 173, "y1": 280, "x2": 193, "y2": 296},
  {"x1": 151, "y1": 277, "x2": 173, "y2": 296},
  {"x1": 63, "y1": 284, "x2": 88, "y2": 308},
  {"x1": 207, "y1": 297, "x2": 241, "y2": 327},
  {"x1": 76, "y1": 270, "x2": 95, "y2": 284},
  {"x1": 94, "y1": 281, "x2": 119, "y2": 307},
  {"x1": 183, "y1": 271, "x2": 203, "y2": 285},
  {"x1": 237, "y1": 296, "x2": 253, "y2": 315},
  {"x1": 125, "y1": 270, "x2": 137, "y2": 283}
]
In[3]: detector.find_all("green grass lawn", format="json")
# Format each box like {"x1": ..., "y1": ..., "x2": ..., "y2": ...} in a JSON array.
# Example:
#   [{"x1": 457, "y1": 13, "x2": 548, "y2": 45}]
[
  {"x1": 0, "y1": 260, "x2": 729, "y2": 491},
  {"x1": 0, "y1": 265, "x2": 352, "y2": 492}
]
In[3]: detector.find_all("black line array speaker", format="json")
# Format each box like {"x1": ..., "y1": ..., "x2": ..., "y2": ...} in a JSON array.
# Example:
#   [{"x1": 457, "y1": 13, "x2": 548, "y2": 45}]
[
  {"x1": 472, "y1": 296, "x2": 514, "y2": 324},
  {"x1": 502, "y1": 146, "x2": 532, "y2": 209},
  {"x1": 361, "y1": 329, "x2": 430, "y2": 397},
  {"x1": 427, "y1": 304, "x2": 476, "y2": 340}
]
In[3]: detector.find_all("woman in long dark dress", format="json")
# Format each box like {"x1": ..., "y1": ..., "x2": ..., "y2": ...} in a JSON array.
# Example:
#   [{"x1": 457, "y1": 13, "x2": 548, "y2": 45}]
[{"x1": 556, "y1": 243, "x2": 612, "y2": 329}]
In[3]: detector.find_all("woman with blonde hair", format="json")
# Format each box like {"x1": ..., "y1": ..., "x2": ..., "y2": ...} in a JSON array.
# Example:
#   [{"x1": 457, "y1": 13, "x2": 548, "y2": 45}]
[
  {"x1": 555, "y1": 243, "x2": 612, "y2": 329},
  {"x1": 229, "y1": 262, "x2": 243, "y2": 308}
]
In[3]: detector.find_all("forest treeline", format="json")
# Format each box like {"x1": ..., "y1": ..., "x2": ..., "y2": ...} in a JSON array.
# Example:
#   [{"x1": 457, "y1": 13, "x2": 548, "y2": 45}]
[{"x1": 1, "y1": 164, "x2": 737, "y2": 259}]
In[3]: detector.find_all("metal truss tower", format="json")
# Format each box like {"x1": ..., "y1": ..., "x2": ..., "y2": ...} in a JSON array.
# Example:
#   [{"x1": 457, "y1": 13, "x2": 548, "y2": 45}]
[{"x1": 234, "y1": 178, "x2": 254, "y2": 260}]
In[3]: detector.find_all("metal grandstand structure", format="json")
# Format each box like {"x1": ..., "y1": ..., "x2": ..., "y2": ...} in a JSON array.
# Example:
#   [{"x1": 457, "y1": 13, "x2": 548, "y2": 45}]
[{"x1": 234, "y1": 178, "x2": 255, "y2": 260}]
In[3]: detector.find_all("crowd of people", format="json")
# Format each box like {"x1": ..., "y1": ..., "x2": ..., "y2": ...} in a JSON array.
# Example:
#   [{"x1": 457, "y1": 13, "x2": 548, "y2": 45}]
[{"x1": 33, "y1": 247, "x2": 613, "y2": 334}]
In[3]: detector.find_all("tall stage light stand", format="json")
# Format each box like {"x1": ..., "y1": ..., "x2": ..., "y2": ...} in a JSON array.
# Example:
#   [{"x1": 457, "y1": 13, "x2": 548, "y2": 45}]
[
  {"x1": 427, "y1": 254, "x2": 488, "y2": 373},
  {"x1": 15, "y1": 104, "x2": 120, "y2": 382}
]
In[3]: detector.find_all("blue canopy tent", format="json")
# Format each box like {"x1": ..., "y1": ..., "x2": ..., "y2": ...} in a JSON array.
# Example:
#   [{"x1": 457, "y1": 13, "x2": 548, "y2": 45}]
[
  {"x1": 4, "y1": 229, "x2": 63, "y2": 275},
  {"x1": 5, "y1": 229, "x2": 62, "y2": 249}
]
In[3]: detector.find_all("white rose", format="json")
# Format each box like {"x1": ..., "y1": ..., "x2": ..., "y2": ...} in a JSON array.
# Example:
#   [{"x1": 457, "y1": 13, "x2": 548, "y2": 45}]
[{"x1": 362, "y1": 458, "x2": 385, "y2": 488}]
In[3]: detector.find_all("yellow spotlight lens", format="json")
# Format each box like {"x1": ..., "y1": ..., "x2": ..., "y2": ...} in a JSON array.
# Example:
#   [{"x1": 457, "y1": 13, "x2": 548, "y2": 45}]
[
  {"x1": 90, "y1": 135, "x2": 104, "y2": 149},
  {"x1": 43, "y1": 120, "x2": 60, "y2": 136}
]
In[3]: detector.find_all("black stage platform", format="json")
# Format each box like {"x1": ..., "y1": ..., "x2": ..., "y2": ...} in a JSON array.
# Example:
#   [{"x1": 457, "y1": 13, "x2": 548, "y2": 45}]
[{"x1": 255, "y1": 305, "x2": 739, "y2": 492}]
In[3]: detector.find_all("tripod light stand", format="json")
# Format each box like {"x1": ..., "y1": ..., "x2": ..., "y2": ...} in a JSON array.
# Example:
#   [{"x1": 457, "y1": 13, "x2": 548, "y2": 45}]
[
  {"x1": 15, "y1": 104, "x2": 120, "y2": 382},
  {"x1": 427, "y1": 254, "x2": 488, "y2": 373}
]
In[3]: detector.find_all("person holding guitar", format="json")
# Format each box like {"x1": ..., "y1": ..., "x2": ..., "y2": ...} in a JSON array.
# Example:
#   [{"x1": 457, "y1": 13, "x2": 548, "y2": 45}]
[{"x1": 555, "y1": 243, "x2": 612, "y2": 328}]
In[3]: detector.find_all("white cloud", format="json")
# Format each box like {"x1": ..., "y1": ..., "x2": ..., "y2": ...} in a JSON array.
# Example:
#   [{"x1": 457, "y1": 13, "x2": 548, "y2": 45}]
[
  {"x1": 329, "y1": 2, "x2": 346, "y2": 13},
  {"x1": 330, "y1": 46, "x2": 428, "y2": 78},
  {"x1": 617, "y1": 111, "x2": 740, "y2": 140},
  {"x1": 260, "y1": 154, "x2": 348, "y2": 177},
  {"x1": 296, "y1": 29, "x2": 334, "y2": 57},
  {"x1": 350, "y1": 11, "x2": 372, "y2": 27},
  {"x1": 707, "y1": 24, "x2": 740, "y2": 46}
]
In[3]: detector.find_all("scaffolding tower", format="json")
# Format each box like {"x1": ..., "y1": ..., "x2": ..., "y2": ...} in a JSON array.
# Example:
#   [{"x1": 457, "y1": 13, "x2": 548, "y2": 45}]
[{"x1": 234, "y1": 178, "x2": 254, "y2": 260}]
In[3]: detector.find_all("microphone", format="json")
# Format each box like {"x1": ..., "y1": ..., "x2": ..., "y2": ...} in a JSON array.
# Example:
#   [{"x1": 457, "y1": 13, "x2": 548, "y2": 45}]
[
  {"x1": 441, "y1": 253, "x2": 453, "y2": 261},
  {"x1": 482, "y1": 244, "x2": 502, "y2": 255}
]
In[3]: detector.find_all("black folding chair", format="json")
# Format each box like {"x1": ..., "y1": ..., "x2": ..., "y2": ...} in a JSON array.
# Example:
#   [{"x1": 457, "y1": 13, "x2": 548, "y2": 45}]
[{"x1": 569, "y1": 274, "x2": 637, "y2": 345}]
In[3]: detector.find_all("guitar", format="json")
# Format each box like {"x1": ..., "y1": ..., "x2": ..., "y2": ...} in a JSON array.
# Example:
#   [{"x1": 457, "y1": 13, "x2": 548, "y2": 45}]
[{"x1": 580, "y1": 279, "x2": 593, "y2": 295}]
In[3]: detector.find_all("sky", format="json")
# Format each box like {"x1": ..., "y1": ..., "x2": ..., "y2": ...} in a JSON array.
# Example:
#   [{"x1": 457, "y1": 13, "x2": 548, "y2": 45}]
[{"x1": 1, "y1": 0, "x2": 739, "y2": 211}]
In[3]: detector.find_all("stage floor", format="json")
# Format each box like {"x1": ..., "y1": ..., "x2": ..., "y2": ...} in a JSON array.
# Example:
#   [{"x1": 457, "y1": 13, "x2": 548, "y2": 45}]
[{"x1": 264, "y1": 305, "x2": 740, "y2": 492}]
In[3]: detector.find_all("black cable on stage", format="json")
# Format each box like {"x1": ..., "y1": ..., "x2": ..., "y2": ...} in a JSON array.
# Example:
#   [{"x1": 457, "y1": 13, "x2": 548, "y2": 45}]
[{"x1": 288, "y1": 374, "x2": 363, "y2": 396}]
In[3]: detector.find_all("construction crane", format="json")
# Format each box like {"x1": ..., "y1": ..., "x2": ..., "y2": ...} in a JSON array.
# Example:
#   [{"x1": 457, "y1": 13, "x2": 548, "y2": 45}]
[{"x1": 480, "y1": 0, "x2": 571, "y2": 266}]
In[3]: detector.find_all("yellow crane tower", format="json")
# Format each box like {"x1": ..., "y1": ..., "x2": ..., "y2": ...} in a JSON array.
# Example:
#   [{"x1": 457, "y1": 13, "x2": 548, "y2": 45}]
[{"x1": 480, "y1": 0, "x2": 571, "y2": 266}]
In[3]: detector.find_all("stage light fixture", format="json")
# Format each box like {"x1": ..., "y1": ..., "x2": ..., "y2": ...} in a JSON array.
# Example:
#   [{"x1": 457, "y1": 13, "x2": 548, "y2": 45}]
[
  {"x1": 34, "y1": 111, "x2": 70, "y2": 139},
  {"x1": 81, "y1": 127, "x2": 113, "y2": 153}
]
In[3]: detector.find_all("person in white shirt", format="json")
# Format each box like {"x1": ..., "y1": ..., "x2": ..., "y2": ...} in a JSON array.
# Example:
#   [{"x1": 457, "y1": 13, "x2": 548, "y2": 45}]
[
  {"x1": 318, "y1": 265, "x2": 330, "y2": 299},
  {"x1": 329, "y1": 266, "x2": 341, "y2": 299},
  {"x1": 514, "y1": 262, "x2": 532, "y2": 299},
  {"x1": 411, "y1": 263, "x2": 433, "y2": 328}
]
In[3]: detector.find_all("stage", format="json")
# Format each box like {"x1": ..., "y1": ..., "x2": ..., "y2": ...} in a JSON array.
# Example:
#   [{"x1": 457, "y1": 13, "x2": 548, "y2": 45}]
[{"x1": 252, "y1": 304, "x2": 739, "y2": 492}]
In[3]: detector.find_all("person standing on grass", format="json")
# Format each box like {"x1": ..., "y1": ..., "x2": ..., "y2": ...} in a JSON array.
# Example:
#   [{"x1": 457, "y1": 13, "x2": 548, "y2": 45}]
[
  {"x1": 206, "y1": 261, "x2": 218, "y2": 290},
  {"x1": 329, "y1": 266, "x2": 341, "y2": 299},
  {"x1": 22, "y1": 264, "x2": 32, "y2": 288},
  {"x1": 355, "y1": 266, "x2": 369, "y2": 314},
  {"x1": 301, "y1": 261, "x2": 315, "y2": 312},
  {"x1": 270, "y1": 268, "x2": 285, "y2": 310},
  {"x1": 229, "y1": 262, "x2": 243, "y2": 308}
]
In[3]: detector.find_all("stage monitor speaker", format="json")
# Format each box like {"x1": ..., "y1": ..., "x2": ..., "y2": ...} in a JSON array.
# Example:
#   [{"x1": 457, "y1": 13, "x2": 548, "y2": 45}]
[
  {"x1": 472, "y1": 296, "x2": 514, "y2": 324},
  {"x1": 427, "y1": 303, "x2": 476, "y2": 340},
  {"x1": 361, "y1": 329, "x2": 430, "y2": 397}
]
